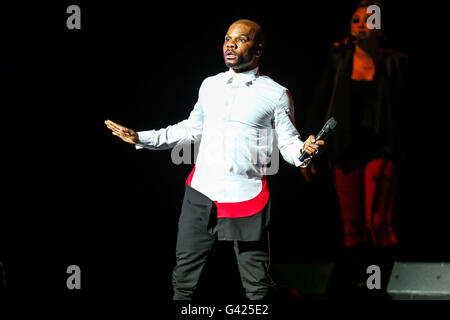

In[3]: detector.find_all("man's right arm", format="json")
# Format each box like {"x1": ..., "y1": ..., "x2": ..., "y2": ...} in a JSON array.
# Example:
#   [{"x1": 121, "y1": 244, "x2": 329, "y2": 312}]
[
  {"x1": 135, "y1": 100, "x2": 204, "y2": 150},
  {"x1": 135, "y1": 80, "x2": 206, "y2": 150}
]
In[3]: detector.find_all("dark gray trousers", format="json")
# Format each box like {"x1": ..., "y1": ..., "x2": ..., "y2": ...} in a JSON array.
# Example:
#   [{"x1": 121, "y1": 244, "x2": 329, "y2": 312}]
[{"x1": 172, "y1": 185, "x2": 273, "y2": 300}]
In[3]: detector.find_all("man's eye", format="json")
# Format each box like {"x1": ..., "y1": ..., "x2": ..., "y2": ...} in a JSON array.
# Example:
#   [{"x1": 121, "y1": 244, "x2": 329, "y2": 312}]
[
  {"x1": 352, "y1": 18, "x2": 360, "y2": 24},
  {"x1": 239, "y1": 39, "x2": 246, "y2": 42},
  {"x1": 225, "y1": 38, "x2": 230, "y2": 42}
]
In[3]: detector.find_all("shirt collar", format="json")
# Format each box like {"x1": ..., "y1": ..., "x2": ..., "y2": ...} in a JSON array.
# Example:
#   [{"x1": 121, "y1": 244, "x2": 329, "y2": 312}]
[{"x1": 225, "y1": 66, "x2": 260, "y2": 87}]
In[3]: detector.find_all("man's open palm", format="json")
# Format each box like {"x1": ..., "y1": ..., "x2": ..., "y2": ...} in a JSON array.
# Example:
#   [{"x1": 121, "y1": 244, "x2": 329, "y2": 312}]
[{"x1": 105, "y1": 120, "x2": 139, "y2": 145}]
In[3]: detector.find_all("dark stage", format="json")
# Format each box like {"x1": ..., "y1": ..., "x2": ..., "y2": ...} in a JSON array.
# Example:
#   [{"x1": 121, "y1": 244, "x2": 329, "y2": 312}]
[{"x1": 1, "y1": 0, "x2": 448, "y2": 310}]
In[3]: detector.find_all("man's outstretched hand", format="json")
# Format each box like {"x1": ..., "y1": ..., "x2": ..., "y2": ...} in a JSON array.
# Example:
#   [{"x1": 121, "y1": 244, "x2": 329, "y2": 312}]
[{"x1": 104, "y1": 120, "x2": 139, "y2": 145}]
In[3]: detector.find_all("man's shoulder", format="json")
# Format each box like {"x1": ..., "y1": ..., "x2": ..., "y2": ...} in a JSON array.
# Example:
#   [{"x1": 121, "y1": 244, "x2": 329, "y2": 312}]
[
  {"x1": 201, "y1": 71, "x2": 228, "y2": 84},
  {"x1": 196, "y1": 71, "x2": 227, "y2": 93},
  {"x1": 255, "y1": 73, "x2": 289, "y2": 100}
]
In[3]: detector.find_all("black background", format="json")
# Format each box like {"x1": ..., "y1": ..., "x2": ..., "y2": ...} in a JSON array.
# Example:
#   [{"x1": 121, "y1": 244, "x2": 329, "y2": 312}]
[{"x1": 1, "y1": 0, "x2": 447, "y2": 301}]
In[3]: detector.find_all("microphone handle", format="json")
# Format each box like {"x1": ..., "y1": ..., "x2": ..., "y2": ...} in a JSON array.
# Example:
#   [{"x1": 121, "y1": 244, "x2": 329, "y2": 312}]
[
  {"x1": 315, "y1": 129, "x2": 326, "y2": 141},
  {"x1": 316, "y1": 128, "x2": 333, "y2": 141}
]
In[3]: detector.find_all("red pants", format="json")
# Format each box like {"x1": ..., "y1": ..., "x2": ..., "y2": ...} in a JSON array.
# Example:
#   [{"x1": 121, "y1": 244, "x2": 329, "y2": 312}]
[{"x1": 334, "y1": 159, "x2": 398, "y2": 248}]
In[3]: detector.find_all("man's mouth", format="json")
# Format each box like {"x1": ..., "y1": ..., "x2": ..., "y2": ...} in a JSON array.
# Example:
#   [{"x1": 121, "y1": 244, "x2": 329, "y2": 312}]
[{"x1": 225, "y1": 51, "x2": 238, "y2": 59}]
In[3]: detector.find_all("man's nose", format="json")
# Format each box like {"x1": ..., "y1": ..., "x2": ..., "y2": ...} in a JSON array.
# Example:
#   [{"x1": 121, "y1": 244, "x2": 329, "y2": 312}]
[{"x1": 226, "y1": 41, "x2": 237, "y2": 49}]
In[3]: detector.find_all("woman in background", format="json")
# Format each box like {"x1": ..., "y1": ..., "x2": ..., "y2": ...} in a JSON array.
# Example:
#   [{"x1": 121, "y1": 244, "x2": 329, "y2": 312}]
[{"x1": 301, "y1": 0, "x2": 408, "y2": 295}]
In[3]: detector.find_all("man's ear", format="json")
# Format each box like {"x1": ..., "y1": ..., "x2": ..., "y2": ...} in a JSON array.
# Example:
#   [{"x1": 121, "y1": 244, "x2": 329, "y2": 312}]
[{"x1": 256, "y1": 44, "x2": 263, "y2": 57}]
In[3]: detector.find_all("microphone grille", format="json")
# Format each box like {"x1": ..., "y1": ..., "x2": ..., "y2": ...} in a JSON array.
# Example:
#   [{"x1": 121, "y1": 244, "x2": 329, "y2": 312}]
[{"x1": 325, "y1": 117, "x2": 337, "y2": 131}]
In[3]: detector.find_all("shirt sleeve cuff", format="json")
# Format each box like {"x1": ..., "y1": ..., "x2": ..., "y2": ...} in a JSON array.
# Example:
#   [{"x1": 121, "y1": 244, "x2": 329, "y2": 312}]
[
  {"x1": 291, "y1": 139, "x2": 311, "y2": 168},
  {"x1": 135, "y1": 130, "x2": 156, "y2": 150}
]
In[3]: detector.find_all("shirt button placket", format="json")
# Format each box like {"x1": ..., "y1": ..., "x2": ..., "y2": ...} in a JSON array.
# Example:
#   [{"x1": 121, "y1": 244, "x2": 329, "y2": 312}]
[{"x1": 225, "y1": 87, "x2": 236, "y2": 121}]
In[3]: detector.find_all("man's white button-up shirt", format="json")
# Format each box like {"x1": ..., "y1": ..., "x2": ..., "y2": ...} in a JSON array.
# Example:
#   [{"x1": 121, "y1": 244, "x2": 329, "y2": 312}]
[{"x1": 136, "y1": 67, "x2": 309, "y2": 203}]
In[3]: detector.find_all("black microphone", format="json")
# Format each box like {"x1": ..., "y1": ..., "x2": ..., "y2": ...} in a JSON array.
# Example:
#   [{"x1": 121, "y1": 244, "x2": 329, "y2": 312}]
[{"x1": 299, "y1": 117, "x2": 338, "y2": 162}]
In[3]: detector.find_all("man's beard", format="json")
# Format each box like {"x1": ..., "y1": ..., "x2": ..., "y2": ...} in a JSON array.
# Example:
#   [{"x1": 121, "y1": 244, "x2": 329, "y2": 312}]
[
  {"x1": 225, "y1": 55, "x2": 254, "y2": 70},
  {"x1": 225, "y1": 55, "x2": 242, "y2": 68}
]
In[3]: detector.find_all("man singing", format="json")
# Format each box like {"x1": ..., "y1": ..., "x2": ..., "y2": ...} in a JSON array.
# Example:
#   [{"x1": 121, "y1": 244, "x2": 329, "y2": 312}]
[{"x1": 105, "y1": 19, "x2": 324, "y2": 300}]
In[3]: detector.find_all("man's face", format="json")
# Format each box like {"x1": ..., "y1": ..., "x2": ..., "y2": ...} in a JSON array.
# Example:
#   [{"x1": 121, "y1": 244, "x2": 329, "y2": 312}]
[
  {"x1": 223, "y1": 23, "x2": 260, "y2": 72},
  {"x1": 350, "y1": 7, "x2": 382, "y2": 41}
]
